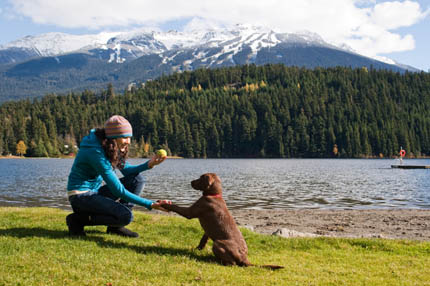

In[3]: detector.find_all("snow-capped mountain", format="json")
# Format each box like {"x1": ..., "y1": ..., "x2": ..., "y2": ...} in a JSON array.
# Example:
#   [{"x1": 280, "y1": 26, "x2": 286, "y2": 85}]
[
  {"x1": 0, "y1": 24, "x2": 419, "y2": 102},
  {"x1": 0, "y1": 24, "x2": 349, "y2": 65},
  {"x1": 0, "y1": 32, "x2": 119, "y2": 62}
]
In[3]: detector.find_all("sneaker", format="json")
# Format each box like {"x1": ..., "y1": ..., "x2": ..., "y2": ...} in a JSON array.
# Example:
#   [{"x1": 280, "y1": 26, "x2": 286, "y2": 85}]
[
  {"x1": 107, "y1": 226, "x2": 139, "y2": 238},
  {"x1": 66, "y1": 213, "x2": 86, "y2": 236}
]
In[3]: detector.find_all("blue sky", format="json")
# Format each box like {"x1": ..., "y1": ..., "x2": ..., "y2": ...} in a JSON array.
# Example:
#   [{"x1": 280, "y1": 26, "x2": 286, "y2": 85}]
[{"x1": 0, "y1": 0, "x2": 429, "y2": 71}]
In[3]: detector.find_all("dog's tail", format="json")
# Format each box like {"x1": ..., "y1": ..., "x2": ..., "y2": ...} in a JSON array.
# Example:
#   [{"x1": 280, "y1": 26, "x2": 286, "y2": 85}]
[
  {"x1": 259, "y1": 264, "x2": 284, "y2": 270},
  {"x1": 248, "y1": 263, "x2": 284, "y2": 270}
]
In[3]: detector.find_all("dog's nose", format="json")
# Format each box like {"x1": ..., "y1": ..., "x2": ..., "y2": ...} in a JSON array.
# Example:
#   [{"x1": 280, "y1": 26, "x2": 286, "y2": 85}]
[{"x1": 191, "y1": 179, "x2": 199, "y2": 189}]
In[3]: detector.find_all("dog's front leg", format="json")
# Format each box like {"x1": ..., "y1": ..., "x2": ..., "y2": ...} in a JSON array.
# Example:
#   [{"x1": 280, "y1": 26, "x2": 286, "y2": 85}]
[
  {"x1": 161, "y1": 199, "x2": 203, "y2": 219},
  {"x1": 161, "y1": 204, "x2": 197, "y2": 219},
  {"x1": 197, "y1": 234, "x2": 209, "y2": 250}
]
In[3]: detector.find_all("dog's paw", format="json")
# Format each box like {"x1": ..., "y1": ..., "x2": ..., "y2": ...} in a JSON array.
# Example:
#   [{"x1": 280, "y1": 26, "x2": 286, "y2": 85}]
[{"x1": 160, "y1": 203, "x2": 173, "y2": 210}]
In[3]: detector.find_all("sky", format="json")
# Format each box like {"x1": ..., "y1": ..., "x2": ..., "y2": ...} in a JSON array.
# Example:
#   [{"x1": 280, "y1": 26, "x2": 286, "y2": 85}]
[{"x1": 0, "y1": 0, "x2": 429, "y2": 71}]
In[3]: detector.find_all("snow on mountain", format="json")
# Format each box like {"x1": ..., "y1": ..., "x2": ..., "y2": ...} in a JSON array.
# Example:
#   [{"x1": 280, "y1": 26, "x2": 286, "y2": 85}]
[
  {"x1": 225, "y1": 24, "x2": 281, "y2": 55},
  {"x1": 154, "y1": 29, "x2": 206, "y2": 50},
  {"x1": 0, "y1": 24, "x2": 405, "y2": 69},
  {"x1": 98, "y1": 30, "x2": 167, "y2": 63},
  {"x1": 119, "y1": 25, "x2": 339, "y2": 66},
  {"x1": 371, "y1": 55, "x2": 396, "y2": 65},
  {"x1": 277, "y1": 30, "x2": 328, "y2": 47},
  {"x1": 0, "y1": 25, "x2": 336, "y2": 59},
  {"x1": 1, "y1": 32, "x2": 120, "y2": 57},
  {"x1": 154, "y1": 25, "x2": 332, "y2": 68}
]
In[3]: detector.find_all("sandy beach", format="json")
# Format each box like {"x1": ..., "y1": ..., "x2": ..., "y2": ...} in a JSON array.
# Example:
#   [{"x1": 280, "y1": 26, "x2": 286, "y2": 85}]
[{"x1": 226, "y1": 209, "x2": 430, "y2": 240}]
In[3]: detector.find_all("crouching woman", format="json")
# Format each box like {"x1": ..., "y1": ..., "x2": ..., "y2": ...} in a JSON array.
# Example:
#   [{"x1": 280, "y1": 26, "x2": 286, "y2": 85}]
[{"x1": 66, "y1": 115, "x2": 168, "y2": 237}]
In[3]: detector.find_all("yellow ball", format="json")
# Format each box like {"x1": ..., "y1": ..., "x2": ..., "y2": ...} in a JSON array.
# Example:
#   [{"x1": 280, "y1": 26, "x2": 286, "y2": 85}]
[{"x1": 156, "y1": 149, "x2": 167, "y2": 157}]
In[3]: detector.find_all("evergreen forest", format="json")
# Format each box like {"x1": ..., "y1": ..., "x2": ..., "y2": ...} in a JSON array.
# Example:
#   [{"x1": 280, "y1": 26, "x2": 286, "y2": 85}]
[{"x1": 1, "y1": 64, "x2": 430, "y2": 158}]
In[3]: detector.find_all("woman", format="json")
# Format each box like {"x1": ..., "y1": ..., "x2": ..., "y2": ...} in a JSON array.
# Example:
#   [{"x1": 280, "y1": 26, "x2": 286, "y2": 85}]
[{"x1": 66, "y1": 115, "x2": 168, "y2": 237}]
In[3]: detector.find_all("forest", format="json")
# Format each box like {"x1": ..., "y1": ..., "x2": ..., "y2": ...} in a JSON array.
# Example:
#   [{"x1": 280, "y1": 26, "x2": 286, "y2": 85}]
[{"x1": 1, "y1": 64, "x2": 430, "y2": 158}]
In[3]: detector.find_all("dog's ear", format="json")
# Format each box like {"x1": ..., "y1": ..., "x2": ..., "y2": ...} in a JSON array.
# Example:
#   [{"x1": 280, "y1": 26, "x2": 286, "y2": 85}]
[{"x1": 202, "y1": 174, "x2": 215, "y2": 189}]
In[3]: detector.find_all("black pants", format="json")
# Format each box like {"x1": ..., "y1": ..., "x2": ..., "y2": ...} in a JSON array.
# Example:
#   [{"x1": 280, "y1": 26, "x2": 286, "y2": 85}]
[{"x1": 68, "y1": 173, "x2": 145, "y2": 227}]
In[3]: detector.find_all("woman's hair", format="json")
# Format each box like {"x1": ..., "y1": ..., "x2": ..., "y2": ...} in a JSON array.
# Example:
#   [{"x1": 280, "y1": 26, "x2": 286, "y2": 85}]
[{"x1": 94, "y1": 128, "x2": 128, "y2": 169}]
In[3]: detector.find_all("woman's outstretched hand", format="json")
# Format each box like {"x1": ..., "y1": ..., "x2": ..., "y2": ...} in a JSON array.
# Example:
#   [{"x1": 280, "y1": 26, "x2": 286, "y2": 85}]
[
  {"x1": 152, "y1": 200, "x2": 172, "y2": 212},
  {"x1": 148, "y1": 154, "x2": 166, "y2": 168}
]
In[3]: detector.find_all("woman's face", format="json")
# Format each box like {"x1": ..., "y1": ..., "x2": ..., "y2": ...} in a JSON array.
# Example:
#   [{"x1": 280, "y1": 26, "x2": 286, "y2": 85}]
[{"x1": 115, "y1": 137, "x2": 131, "y2": 152}]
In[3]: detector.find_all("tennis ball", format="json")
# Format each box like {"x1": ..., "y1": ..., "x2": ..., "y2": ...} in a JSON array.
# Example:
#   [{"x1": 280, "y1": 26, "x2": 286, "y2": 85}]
[{"x1": 156, "y1": 149, "x2": 167, "y2": 157}]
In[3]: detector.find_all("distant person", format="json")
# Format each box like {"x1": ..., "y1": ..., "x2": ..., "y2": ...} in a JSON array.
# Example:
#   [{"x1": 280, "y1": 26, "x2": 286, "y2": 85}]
[{"x1": 66, "y1": 115, "x2": 168, "y2": 237}]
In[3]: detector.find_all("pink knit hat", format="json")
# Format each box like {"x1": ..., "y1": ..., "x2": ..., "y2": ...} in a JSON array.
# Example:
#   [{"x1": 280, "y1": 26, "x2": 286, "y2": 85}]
[{"x1": 104, "y1": 115, "x2": 133, "y2": 138}]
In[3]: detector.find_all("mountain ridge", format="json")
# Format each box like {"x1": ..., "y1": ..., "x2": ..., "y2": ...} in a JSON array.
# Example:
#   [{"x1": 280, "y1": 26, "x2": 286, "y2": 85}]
[
  {"x1": 0, "y1": 25, "x2": 394, "y2": 66},
  {"x1": 0, "y1": 24, "x2": 422, "y2": 103}
]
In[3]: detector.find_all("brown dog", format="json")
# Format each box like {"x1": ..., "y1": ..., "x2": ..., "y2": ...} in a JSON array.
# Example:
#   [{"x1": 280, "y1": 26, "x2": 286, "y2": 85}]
[{"x1": 161, "y1": 173, "x2": 283, "y2": 269}]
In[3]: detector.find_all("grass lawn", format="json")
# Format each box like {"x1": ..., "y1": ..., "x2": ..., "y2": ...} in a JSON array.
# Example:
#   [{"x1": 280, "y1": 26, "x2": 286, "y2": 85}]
[{"x1": 0, "y1": 207, "x2": 429, "y2": 286}]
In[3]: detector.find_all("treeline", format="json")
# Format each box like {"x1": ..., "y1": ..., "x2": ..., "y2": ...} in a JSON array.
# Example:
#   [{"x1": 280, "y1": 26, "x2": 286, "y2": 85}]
[{"x1": 1, "y1": 64, "x2": 430, "y2": 158}]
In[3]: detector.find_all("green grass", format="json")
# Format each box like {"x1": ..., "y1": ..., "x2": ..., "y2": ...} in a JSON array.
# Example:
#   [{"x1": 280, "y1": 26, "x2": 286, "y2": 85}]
[{"x1": 0, "y1": 207, "x2": 429, "y2": 286}]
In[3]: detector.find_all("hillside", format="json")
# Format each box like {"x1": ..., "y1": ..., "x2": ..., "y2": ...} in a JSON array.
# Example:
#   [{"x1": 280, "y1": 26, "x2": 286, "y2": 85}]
[{"x1": 1, "y1": 64, "x2": 430, "y2": 159}]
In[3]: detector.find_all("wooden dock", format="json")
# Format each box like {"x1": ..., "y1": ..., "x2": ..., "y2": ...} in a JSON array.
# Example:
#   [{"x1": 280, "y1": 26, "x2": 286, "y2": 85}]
[{"x1": 391, "y1": 165, "x2": 430, "y2": 169}]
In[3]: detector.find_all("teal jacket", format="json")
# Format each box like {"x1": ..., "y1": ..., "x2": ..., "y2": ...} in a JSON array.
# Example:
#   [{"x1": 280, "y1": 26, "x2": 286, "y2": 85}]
[{"x1": 67, "y1": 129, "x2": 153, "y2": 210}]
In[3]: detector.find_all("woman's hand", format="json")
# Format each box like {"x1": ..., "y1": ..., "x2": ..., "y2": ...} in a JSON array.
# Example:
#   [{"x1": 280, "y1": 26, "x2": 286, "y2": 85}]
[
  {"x1": 152, "y1": 200, "x2": 171, "y2": 212},
  {"x1": 148, "y1": 154, "x2": 166, "y2": 168}
]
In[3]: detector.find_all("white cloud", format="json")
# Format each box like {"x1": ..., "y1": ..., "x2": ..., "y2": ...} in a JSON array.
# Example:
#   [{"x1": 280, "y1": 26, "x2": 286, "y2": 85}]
[
  {"x1": 371, "y1": 1, "x2": 426, "y2": 29},
  {"x1": 8, "y1": 0, "x2": 429, "y2": 59}
]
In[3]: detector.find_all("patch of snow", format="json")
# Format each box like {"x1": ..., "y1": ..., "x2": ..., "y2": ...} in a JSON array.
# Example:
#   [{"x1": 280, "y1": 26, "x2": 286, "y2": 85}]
[
  {"x1": 2, "y1": 32, "x2": 119, "y2": 56},
  {"x1": 372, "y1": 55, "x2": 396, "y2": 65}
]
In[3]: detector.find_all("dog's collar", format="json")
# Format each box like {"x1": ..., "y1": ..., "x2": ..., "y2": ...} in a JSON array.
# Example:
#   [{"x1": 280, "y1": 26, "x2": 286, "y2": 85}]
[{"x1": 206, "y1": 194, "x2": 222, "y2": 198}]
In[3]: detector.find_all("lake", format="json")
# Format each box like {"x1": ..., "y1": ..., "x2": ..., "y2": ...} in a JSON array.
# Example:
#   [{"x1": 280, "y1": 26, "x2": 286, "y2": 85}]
[{"x1": 0, "y1": 158, "x2": 429, "y2": 210}]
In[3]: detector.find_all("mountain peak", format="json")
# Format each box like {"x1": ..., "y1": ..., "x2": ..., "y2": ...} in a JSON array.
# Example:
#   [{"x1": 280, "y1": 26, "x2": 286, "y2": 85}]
[
  {"x1": 1, "y1": 31, "x2": 119, "y2": 56},
  {"x1": 0, "y1": 24, "x2": 418, "y2": 72}
]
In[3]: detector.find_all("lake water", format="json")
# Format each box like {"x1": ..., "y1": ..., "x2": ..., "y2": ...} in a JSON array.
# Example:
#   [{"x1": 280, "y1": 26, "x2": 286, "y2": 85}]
[{"x1": 0, "y1": 158, "x2": 429, "y2": 210}]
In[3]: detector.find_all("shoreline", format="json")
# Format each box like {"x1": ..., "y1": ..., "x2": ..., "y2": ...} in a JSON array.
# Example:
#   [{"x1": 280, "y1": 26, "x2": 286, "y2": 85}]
[
  {"x1": 162, "y1": 208, "x2": 430, "y2": 241},
  {"x1": 2, "y1": 155, "x2": 430, "y2": 159},
  {"x1": 230, "y1": 209, "x2": 430, "y2": 241}
]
